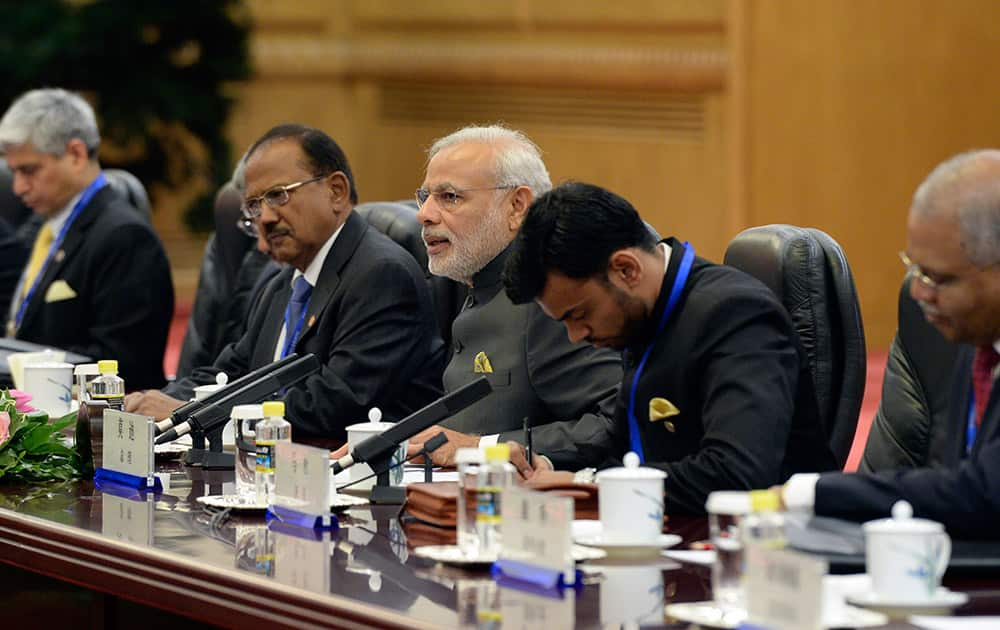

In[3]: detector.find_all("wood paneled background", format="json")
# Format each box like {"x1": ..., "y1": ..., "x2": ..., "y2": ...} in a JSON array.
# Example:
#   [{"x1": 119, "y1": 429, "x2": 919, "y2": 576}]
[{"x1": 154, "y1": 0, "x2": 1000, "y2": 348}]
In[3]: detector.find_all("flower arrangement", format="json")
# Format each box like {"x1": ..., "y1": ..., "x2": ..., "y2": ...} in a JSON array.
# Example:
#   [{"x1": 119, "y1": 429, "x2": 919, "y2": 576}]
[{"x1": 0, "y1": 390, "x2": 83, "y2": 482}]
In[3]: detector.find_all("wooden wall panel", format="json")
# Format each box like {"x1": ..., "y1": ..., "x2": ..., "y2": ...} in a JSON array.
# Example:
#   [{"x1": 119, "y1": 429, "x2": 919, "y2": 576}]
[{"x1": 737, "y1": 0, "x2": 1000, "y2": 346}]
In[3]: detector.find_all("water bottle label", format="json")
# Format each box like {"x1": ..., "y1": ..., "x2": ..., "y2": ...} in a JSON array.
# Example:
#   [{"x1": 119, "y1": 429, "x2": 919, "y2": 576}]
[
  {"x1": 256, "y1": 440, "x2": 276, "y2": 474},
  {"x1": 476, "y1": 487, "x2": 502, "y2": 525}
]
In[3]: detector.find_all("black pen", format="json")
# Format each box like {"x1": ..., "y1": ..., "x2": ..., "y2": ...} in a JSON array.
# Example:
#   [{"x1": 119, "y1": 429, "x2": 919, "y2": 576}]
[{"x1": 523, "y1": 415, "x2": 533, "y2": 466}]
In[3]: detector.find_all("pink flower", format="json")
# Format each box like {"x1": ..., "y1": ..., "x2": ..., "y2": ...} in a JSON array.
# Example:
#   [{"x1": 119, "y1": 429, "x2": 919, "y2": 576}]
[
  {"x1": 8, "y1": 389, "x2": 35, "y2": 413},
  {"x1": 0, "y1": 411, "x2": 9, "y2": 446}
]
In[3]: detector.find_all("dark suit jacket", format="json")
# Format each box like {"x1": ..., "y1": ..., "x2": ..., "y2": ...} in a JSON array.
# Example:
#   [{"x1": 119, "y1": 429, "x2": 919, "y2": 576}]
[
  {"x1": 578, "y1": 238, "x2": 837, "y2": 515},
  {"x1": 0, "y1": 217, "x2": 27, "y2": 320},
  {"x1": 12, "y1": 185, "x2": 173, "y2": 390},
  {"x1": 817, "y1": 348, "x2": 1000, "y2": 539},
  {"x1": 442, "y1": 246, "x2": 622, "y2": 466},
  {"x1": 166, "y1": 211, "x2": 446, "y2": 440}
]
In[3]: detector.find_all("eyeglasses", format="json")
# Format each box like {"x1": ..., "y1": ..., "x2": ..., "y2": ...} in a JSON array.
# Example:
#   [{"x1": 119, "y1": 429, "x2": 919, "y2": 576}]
[
  {"x1": 415, "y1": 185, "x2": 516, "y2": 207},
  {"x1": 241, "y1": 174, "x2": 327, "y2": 221},
  {"x1": 899, "y1": 251, "x2": 947, "y2": 291}
]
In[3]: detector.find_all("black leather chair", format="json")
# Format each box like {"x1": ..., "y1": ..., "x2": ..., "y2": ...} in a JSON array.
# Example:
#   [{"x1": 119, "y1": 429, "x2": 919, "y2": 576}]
[
  {"x1": 355, "y1": 201, "x2": 464, "y2": 350},
  {"x1": 860, "y1": 274, "x2": 962, "y2": 472},
  {"x1": 724, "y1": 225, "x2": 866, "y2": 468},
  {"x1": 104, "y1": 168, "x2": 152, "y2": 224},
  {"x1": 0, "y1": 160, "x2": 31, "y2": 228}
]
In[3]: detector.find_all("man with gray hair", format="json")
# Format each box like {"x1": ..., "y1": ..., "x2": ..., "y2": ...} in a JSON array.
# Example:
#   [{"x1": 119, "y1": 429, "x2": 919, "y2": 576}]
[
  {"x1": 781, "y1": 150, "x2": 1000, "y2": 538},
  {"x1": 403, "y1": 125, "x2": 622, "y2": 469},
  {"x1": 0, "y1": 88, "x2": 173, "y2": 389}
]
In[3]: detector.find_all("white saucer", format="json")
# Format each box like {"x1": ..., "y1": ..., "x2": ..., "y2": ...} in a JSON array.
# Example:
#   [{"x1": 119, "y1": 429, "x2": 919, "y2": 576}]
[
  {"x1": 846, "y1": 588, "x2": 969, "y2": 613},
  {"x1": 413, "y1": 544, "x2": 607, "y2": 567},
  {"x1": 571, "y1": 521, "x2": 681, "y2": 556},
  {"x1": 197, "y1": 493, "x2": 368, "y2": 513},
  {"x1": 665, "y1": 601, "x2": 746, "y2": 629},
  {"x1": 666, "y1": 600, "x2": 888, "y2": 629}
]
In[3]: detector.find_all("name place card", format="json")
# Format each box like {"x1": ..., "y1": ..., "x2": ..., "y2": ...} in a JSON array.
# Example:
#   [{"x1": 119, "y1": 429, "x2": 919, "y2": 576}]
[
  {"x1": 745, "y1": 546, "x2": 826, "y2": 630},
  {"x1": 273, "y1": 529, "x2": 331, "y2": 593},
  {"x1": 272, "y1": 442, "x2": 331, "y2": 523},
  {"x1": 499, "y1": 488, "x2": 575, "y2": 587},
  {"x1": 101, "y1": 492, "x2": 154, "y2": 546},
  {"x1": 101, "y1": 410, "x2": 155, "y2": 486}
]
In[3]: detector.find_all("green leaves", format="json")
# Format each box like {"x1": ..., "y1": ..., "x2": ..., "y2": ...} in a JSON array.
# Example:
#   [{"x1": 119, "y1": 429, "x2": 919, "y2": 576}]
[{"x1": 0, "y1": 391, "x2": 84, "y2": 483}]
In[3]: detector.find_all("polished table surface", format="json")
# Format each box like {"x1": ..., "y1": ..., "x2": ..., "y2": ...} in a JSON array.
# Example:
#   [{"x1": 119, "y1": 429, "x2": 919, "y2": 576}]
[{"x1": 0, "y1": 462, "x2": 997, "y2": 629}]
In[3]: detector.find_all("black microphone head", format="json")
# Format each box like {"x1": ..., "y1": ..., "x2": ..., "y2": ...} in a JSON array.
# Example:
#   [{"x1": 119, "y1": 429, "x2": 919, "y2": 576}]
[{"x1": 423, "y1": 432, "x2": 448, "y2": 453}]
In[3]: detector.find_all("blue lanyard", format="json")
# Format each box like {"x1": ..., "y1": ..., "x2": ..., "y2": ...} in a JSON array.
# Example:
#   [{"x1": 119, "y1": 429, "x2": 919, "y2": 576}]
[
  {"x1": 966, "y1": 389, "x2": 978, "y2": 455},
  {"x1": 280, "y1": 297, "x2": 311, "y2": 359},
  {"x1": 14, "y1": 172, "x2": 107, "y2": 329},
  {"x1": 626, "y1": 242, "x2": 695, "y2": 463}
]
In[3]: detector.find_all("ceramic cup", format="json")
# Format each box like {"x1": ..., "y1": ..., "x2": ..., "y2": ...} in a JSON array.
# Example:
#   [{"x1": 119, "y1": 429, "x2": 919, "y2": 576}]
[
  {"x1": 343, "y1": 408, "x2": 406, "y2": 490},
  {"x1": 595, "y1": 451, "x2": 666, "y2": 544},
  {"x1": 863, "y1": 500, "x2": 951, "y2": 602},
  {"x1": 22, "y1": 361, "x2": 74, "y2": 417},
  {"x1": 192, "y1": 373, "x2": 234, "y2": 445}
]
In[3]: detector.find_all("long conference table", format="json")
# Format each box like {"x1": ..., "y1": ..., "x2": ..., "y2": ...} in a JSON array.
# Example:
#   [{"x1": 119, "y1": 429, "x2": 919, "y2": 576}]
[{"x1": 0, "y1": 461, "x2": 998, "y2": 629}]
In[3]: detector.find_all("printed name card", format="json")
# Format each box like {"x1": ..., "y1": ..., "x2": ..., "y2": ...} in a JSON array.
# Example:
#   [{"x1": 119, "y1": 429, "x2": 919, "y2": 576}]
[
  {"x1": 101, "y1": 492, "x2": 154, "y2": 546},
  {"x1": 499, "y1": 488, "x2": 575, "y2": 587},
  {"x1": 102, "y1": 410, "x2": 155, "y2": 485},
  {"x1": 745, "y1": 546, "x2": 826, "y2": 630},
  {"x1": 500, "y1": 582, "x2": 575, "y2": 629},
  {"x1": 272, "y1": 441, "x2": 330, "y2": 520},
  {"x1": 273, "y1": 529, "x2": 331, "y2": 593}
]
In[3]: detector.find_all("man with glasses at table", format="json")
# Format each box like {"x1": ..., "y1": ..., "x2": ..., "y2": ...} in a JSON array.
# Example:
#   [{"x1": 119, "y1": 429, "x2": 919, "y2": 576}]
[
  {"x1": 127, "y1": 124, "x2": 446, "y2": 440},
  {"x1": 379, "y1": 124, "x2": 622, "y2": 468},
  {"x1": 780, "y1": 150, "x2": 1000, "y2": 538}
]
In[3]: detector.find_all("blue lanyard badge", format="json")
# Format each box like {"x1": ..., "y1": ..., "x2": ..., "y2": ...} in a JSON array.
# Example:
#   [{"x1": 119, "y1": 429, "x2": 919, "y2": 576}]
[
  {"x1": 14, "y1": 172, "x2": 107, "y2": 329},
  {"x1": 626, "y1": 242, "x2": 695, "y2": 463},
  {"x1": 966, "y1": 390, "x2": 977, "y2": 455}
]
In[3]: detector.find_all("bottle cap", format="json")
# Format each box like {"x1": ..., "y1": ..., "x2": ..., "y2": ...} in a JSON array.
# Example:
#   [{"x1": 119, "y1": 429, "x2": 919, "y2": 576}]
[
  {"x1": 750, "y1": 489, "x2": 780, "y2": 512},
  {"x1": 262, "y1": 401, "x2": 285, "y2": 417},
  {"x1": 484, "y1": 443, "x2": 510, "y2": 462},
  {"x1": 97, "y1": 360, "x2": 118, "y2": 374}
]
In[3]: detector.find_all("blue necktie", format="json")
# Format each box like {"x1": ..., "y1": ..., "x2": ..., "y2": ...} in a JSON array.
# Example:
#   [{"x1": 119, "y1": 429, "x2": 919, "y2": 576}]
[{"x1": 282, "y1": 275, "x2": 312, "y2": 357}]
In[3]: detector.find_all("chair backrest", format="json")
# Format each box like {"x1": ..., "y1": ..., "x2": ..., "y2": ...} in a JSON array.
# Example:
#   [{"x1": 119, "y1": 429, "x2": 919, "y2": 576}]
[
  {"x1": 860, "y1": 274, "x2": 962, "y2": 471},
  {"x1": 0, "y1": 160, "x2": 31, "y2": 227},
  {"x1": 723, "y1": 224, "x2": 866, "y2": 468},
  {"x1": 104, "y1": 168, "x2": 152, "y2": 223},
  {"x1": 354, "y1": 201, "x2": 463, "y2": 349}
]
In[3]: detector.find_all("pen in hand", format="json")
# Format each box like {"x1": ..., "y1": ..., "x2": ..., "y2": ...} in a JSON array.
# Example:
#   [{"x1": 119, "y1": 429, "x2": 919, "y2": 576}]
[{"x1": 523, "y1": 415, "x2": 533, "y2": 469}]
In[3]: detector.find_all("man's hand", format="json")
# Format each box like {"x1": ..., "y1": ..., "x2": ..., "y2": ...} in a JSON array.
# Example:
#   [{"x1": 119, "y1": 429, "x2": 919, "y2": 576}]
[
  {"x1": 406, "y1": 425, "x2": 480, "y2": 466},
  {"x1": 506, "y1": 440, "x2": 554, "y2": 480},
  {"x1": 124, "y1": 390, "x2": 185, "y2": 420},
  {"x1": 330, "y1": 443, "x2": 349, "y2": 459}
]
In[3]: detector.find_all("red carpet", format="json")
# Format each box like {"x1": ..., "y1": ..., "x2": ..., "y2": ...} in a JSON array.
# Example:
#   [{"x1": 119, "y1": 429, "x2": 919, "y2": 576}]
[{"x1": 161, "y1": 302, "x2": 887, "y2": 471}]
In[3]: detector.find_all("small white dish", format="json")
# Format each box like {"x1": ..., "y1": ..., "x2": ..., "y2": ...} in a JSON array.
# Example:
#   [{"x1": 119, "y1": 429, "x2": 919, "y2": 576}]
[
  {"x1": 667, "y1": 600, "x2": 888, "y2": 629},
  {"x1": 572, "y1": 519, "x2": 681, "y2": 556},
  {"x1": 846, "y1": 588, "x2": 969, "y2": 614},
  {"x1": 196, "y1": 493, "x2": 368, "y2": 512},
  {"x1": 413, "y1": 544, "x2": 607, "y2": 567}
]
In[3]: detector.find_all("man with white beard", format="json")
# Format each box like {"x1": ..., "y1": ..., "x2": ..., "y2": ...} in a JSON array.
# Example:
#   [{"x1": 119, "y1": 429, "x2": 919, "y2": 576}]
[{"x1": 405, "y1": 125, "x2": 622, "y2": 470}]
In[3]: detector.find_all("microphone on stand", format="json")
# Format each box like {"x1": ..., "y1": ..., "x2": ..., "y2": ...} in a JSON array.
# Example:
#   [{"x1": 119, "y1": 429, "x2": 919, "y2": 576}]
[
  {"x1": 335, "y1": 432, "x2": 448, "y2": 493},
  {"x1": 331, "y1": 377, "x2": 492, "y2": 475},
  {"x1": 156, "y1": 354, "x2": 321, "y2": 445},
  {"x1": 154, "y1": 354, "x2": 304, "y2": 436}
]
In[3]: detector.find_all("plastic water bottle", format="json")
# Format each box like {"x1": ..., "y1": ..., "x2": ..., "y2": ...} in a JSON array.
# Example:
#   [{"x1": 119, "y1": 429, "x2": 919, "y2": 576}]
[
  {"x1": 476, "y1": 443, "x2": 515, "y2": 556},
  {"x1": 90, "y1": 360, "x2": 125, "y2": 411},
  {"x1": 743, "y1": 489, "x2": 786, "y2": 550},
  {"x1": 455, "y1": 447, "x2": 484, "y2": 556},
  {"x1": 255, "y1": 401, "x2": 292, "y2": 502}
]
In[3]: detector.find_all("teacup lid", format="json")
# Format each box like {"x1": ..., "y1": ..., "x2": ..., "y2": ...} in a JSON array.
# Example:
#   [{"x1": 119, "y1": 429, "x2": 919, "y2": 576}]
[
  {"x1": 74, "y1": 363, "x2": 100, "y2": 376},
  {"x1": 230, "y1": 404, "x2": 263, "y2": 420},
  {"x1": 862, "y1": 500, "x2": 944, "y2": 534},
  {"x1": 193, "y1": 372, "x2": 230, "y2": 400},
  {"x1": 595, "y1": 452, "x2": 667, "y2": 481}
]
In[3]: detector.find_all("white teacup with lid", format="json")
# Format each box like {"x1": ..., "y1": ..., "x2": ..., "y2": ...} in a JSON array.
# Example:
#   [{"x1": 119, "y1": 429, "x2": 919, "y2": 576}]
[
  {"x1": 863, "y1": 500, "x2": 951, "y2": 602},
  {"x1": 596, "y1": 451, "x2": 666, "y2": 543},
  {"x1": 343, "y1": 408, "x2": 407, "y2": 490}
]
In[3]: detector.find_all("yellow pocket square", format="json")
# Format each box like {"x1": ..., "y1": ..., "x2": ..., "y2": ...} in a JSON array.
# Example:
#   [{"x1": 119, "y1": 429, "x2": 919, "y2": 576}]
[
  {"x1": 473, "y1": 351, "x2": 493, "y2": 374},
  {"x1": 44, "y1": 280, "x2": 77, "y2": 303},
  {"x1": 648, "y1": 397, "x2": 680, "y2": 421}
]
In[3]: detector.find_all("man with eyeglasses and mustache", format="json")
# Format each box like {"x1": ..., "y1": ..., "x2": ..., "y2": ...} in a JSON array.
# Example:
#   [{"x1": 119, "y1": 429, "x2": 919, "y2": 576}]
[
  {"x1": 778, "y1": 150, "x2": 1000, "y2": 538},
  {"x1": 127, "y1": 124, "x2": 446, "y2": 440},
  {"x1": 360, "y1": 124, "x2": 623, "y2": 470}
]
